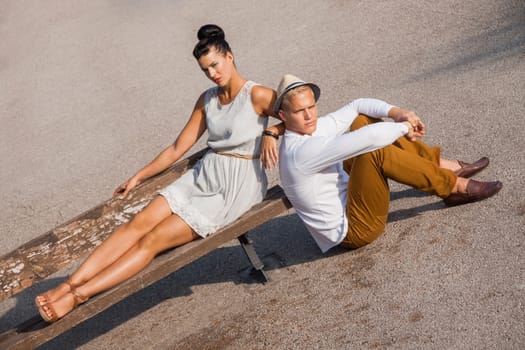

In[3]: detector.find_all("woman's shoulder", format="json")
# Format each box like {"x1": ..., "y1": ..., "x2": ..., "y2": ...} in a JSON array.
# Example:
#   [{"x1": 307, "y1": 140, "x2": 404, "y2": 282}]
[
  {"x1": 203, "y1": 85, "x2": 219, "y2": 97},
  {"x1": 250, "y1": 83, "x2": 276, "y2": 108},
  {"x1": 250, "y1": 82, "x2": 273, "y2": 94},
  {"x1": 201, "y1": 86, "x2": 220, "y2": 106}
]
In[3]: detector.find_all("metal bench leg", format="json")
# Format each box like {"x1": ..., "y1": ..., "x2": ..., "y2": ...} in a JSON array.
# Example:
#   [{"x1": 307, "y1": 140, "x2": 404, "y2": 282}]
[{"x1": 238, "y1": 233, "x2": 270, "y2": 284}]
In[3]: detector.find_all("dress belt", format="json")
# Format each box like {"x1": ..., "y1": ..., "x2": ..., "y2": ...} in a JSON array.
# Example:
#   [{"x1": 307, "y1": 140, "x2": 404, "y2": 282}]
[{"x1": 214, "y1": 151, "x2": 260, "y2": 160}]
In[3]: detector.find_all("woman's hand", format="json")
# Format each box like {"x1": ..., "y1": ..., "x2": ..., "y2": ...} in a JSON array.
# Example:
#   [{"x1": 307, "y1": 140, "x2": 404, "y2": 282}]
[
  {"x1": 113, "y1": 176, "x2": 141, "y2": 199},
  {"x1": 261, "y1": 134, "x2": 279, "y2": 169}
]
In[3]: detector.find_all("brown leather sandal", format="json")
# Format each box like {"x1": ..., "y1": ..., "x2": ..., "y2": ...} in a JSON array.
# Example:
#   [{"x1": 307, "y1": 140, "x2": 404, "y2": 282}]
[
  {"x1": 70, "y1": 288, "x2": 89, "y2": 307},
  {"x1": 37, "y1": 286, "x2": 89, "y2": 323},
  {"x1": 35, "y1": 279, "x2": 79, "y2": 308}
]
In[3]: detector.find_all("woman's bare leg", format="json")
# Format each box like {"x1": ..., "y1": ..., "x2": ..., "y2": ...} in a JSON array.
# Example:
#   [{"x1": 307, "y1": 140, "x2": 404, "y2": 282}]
[
  {"x1": 36, "y1": 196, "x2": 172, "y2": 305},
  {"x1": 39, "y1": 212, "x2": 199, "y2": 320}
]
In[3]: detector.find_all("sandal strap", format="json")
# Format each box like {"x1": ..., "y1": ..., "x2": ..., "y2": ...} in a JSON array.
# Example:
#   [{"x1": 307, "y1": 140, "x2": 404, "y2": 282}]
[
  {"x1": 36, "y1": 278, "x2": 81, "y2": 307},
  {"x1": 70, "y1": 288, "x2": 89, "y2": 307},
  {"x1": 64, "y1": 278, "x2": 81, "y2": 290}
]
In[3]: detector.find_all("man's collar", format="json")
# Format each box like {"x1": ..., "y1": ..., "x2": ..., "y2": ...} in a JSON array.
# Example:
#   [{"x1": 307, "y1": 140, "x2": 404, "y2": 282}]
[{"x1": 284, "y1": 129, "x2": 311, "y2": 137}]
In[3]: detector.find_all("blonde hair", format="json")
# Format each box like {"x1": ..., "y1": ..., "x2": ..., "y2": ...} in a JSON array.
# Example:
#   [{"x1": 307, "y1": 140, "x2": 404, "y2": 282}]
[{"x1": 280, "y1": 85, "x2": 312, "y2": 111}]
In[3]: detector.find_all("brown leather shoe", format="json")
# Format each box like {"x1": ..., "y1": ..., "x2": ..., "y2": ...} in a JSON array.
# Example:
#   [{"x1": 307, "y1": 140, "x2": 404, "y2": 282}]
[
  {"x1": 444, "y1": 179, "x2": 502, "y2": 207},
  {"x1": 455, "y1": 157, "x2": 489, "y2": 178}
]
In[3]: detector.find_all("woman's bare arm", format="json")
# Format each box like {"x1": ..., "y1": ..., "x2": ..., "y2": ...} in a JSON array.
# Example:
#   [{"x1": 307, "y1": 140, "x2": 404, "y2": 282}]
[{"x1": 114, "y1": 94, "x2": 208, "y2": 198}]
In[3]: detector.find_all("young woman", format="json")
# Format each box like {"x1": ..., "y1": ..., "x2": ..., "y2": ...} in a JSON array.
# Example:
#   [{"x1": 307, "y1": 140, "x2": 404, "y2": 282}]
[{"x1": 35, "y1": 24, "x2": 280, "y2": 322}]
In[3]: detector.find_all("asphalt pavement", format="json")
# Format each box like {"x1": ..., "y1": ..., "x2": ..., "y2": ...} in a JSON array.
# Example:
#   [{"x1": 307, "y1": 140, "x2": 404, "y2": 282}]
[{"x1": 1, "y1": 0, "x2": 524, "y2": 349}]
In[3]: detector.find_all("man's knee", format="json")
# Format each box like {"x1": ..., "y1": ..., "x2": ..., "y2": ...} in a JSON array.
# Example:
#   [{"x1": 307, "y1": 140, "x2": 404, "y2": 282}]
[
  {"x1": 349, "y1": 114, "x2": 380, "y2": 132},
  {"x1": 343, "y1": 141, "x2": 385, "y2": 175}
]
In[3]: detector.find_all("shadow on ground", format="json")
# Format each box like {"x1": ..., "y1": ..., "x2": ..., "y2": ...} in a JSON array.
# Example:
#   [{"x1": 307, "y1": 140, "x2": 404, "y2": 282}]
[{"x1": 0, "y1": 190, "x2": 446, "y2": 349}]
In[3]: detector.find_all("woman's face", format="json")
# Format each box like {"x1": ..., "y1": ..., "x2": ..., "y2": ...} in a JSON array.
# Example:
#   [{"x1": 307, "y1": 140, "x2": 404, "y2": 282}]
[{"x1": 198, "y1": 47, "x2": 234, "y2": 87}]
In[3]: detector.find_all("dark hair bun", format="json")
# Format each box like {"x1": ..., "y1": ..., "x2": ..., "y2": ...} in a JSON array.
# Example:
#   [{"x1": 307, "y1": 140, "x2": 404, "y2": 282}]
[
  {"x1": 193, "y1": 24, "x2": 231, "y2": 59},
  {"x1": 197, "y1": 24, "x2": 225, "y2": 41}
]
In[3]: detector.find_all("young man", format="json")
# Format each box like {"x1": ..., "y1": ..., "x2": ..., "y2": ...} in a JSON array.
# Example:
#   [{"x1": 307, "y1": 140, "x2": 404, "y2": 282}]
[{"x1": 273, "y1": 74, "x2": 502, "y2": 252}]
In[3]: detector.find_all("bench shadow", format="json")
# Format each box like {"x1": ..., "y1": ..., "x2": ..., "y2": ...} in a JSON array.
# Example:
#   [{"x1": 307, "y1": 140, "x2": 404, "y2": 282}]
[
  {"x1": 0, "y1": 214, "x2": 345, "y2": 349},
  {"x1": 0, "y1": 189, "x2": 445, "y2": 348}
]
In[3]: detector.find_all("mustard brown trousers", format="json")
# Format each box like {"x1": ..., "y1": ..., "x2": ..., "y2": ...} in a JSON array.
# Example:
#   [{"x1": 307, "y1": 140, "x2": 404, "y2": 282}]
[{"x1": 341, "y1": 115, "x2": 457, "y2": 249}]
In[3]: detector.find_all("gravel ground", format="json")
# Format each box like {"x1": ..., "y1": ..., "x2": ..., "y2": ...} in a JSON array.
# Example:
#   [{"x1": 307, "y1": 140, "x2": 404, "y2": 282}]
[{"x1": 1, "y1": 0, "x2": 524, "y2": 349}]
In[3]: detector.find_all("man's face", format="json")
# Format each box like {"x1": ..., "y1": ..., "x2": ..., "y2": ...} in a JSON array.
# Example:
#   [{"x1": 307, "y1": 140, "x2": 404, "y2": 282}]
[{"x1": 279, "y1": 88, "x2": 318, "y2": 135}]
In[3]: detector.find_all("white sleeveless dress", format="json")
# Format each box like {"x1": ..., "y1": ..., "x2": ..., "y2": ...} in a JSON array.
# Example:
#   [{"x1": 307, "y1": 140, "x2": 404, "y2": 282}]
[{"x1": 159, "y1": 81, "x2": 269, "y2": 237}]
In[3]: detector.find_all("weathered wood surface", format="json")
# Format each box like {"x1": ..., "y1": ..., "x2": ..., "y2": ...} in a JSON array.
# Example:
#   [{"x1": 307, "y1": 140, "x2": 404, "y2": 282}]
[
  {"x1": 0, "y1": 185, "x2": 291, "y2": 350},
  {"x1": 0, "y1": 148, "x2": 209, "y2": 302}
]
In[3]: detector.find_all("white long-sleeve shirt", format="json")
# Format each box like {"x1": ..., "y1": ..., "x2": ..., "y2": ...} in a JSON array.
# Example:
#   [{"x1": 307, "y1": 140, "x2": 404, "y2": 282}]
[{"x1": 279, "y1": 98, "x2": 409, "y2": 252}]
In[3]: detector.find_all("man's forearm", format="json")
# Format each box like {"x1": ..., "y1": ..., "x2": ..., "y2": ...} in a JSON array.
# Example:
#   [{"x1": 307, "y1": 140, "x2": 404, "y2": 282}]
[{"x1": 347, "y1": 98, "x2": 394, "y2": 119}]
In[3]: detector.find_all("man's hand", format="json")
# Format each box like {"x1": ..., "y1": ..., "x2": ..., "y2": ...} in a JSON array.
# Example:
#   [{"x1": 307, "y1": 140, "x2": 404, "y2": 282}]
[
  {"x1": 402, "y1": 121, "x2": 424, "y2": 142},
  {"x1": 389, "y1": 107, "x2": 426, "y2": 136},
  {"x1": 260, "y1": 134, "x2": 279, "y2": 169}
]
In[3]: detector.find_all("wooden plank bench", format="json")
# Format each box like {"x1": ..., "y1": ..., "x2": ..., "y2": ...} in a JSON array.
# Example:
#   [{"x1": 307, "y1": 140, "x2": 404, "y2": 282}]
[{"x1": 0, "y1": 148, "x2": 291, "y2": 350}]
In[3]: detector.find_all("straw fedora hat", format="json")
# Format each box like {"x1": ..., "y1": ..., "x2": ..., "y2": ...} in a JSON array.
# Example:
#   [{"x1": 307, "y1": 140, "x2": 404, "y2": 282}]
[{"x1": 273, "y1": 74, "x2": 321, "y2": 115}]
